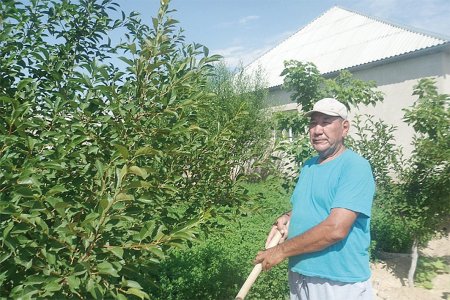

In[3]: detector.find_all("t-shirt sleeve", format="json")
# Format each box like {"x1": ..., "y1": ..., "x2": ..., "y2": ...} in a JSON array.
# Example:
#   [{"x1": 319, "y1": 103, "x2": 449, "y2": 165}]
[{"x1": 332, "y1": 157, "x2": 375, "y2": 217}]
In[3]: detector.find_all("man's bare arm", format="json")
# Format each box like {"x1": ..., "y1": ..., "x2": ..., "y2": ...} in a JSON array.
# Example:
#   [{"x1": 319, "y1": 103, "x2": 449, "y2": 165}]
[{"x1": 254, "y1": 208, "x2": 358, "y2": 270}]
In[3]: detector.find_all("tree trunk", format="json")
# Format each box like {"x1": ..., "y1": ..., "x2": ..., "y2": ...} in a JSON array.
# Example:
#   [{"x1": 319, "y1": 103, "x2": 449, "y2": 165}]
[{"x1": 408, "y1": 238, "x2": 419, "y2": 287}]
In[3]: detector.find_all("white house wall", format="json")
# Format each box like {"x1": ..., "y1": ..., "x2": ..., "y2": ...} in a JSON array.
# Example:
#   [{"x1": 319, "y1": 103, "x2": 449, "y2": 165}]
[{"x1": 350, "y1": 50, "x2": 450, "y2": 157}]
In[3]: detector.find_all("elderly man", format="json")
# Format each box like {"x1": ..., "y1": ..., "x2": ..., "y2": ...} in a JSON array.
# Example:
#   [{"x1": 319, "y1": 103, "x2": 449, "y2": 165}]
[{"x1": 254, "y1": 98, "x2": 375, "y2": 300}]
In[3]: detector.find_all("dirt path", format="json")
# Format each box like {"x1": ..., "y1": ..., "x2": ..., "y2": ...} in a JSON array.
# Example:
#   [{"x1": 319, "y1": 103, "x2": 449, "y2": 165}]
[{"x1": 371, "y1": 232, "x2": 450, "y2": 300}]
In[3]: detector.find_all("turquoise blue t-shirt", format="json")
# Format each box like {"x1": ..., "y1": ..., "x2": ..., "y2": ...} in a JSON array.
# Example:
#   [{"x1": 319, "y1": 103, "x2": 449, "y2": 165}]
[{"x1": 288, "y1": 149, "x2": 375, "y2": 283}]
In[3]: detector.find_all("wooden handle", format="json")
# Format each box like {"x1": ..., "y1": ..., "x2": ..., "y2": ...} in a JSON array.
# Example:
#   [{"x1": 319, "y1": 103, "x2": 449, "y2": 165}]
[{"x1": 235, "y1": 230, "x2": 283, "y2": 300}]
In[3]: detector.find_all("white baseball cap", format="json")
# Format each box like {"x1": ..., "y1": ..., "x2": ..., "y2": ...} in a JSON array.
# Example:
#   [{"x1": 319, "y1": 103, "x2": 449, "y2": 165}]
[{"x1": 305, "y1": 98, "x2": 348, "y2": 119}]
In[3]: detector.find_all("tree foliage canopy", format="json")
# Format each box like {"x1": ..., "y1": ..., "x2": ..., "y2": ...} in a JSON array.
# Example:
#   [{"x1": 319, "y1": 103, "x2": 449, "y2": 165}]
[
  {"x1": 281, "y1": 60, "x2": 383, "y2": 111},
  {"x1": 0, "y1": 0, "x2": 270, "y2": 298},
  {"x1": 400, "y1": 78, "x2": 450, "y2": 241}
]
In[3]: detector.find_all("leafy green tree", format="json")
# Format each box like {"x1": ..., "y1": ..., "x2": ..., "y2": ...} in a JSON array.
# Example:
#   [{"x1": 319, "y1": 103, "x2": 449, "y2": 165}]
[
  {"x1": 346, "y1": 116, "x2": 411, "y2": 256},
  {"x1": 347, "y1": 114, "x2": 404, "y2": 187},
  {"x1": 276, "y1": 60, "x2": 384, "y2": 181},
  {"x1": 281, "y1": 60, "x2": 323, "y2": 111},
  {"x1": 0, "y1": 0, "x2": 269, "y2": 298},
  {"x1": 399, "y1": 78, "x2": 450, "y2": 286},
  {"x1": 281, "y1": 60, "x2": 383, "y2": 111},
  {"x1": 200, "y1": 63, "x2": 272, "y2": 181}
]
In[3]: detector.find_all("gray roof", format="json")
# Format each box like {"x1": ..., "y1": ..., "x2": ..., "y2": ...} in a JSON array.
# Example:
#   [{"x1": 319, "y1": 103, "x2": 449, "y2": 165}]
[{"x1": 245, "y1": 6, "x2": 449, "y2": 88}]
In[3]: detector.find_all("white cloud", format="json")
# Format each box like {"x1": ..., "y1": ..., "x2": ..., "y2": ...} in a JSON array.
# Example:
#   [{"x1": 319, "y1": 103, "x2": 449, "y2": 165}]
[
  {"x1": 218, "y1": 15, "x2": 260, "y2": 28},
  {"x1": 238, "y1": 15, "x2": 260, "y2": 25},
  {"x1": 212, "y1": 29, "x2": 296, "y2": 68},
  {"x1": 212, "y1": 44, "x2": 268, "y2": 68}
]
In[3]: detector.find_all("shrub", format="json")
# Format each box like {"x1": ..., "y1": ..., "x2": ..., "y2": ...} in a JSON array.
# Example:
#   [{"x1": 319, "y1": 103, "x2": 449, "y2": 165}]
[
  {"x1": 0, "y1": 1, "x2": 271, "y2": 298},
  {"x1": 371, "y1": 187, "x2": 414, "y2": 253},
  {"x1": 151, "y1": 178, "x2": 291, "y2": 300}
]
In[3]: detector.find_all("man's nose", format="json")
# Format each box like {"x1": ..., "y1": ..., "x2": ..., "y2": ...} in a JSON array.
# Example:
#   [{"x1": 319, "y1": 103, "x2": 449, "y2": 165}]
[{"x1": 312, "y1": 124, "x2": 324, "y2": 135}]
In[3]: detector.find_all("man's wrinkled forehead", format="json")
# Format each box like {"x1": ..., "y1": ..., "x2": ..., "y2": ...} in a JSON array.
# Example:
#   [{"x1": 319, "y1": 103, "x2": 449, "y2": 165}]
[{"x1": 309, "y1": 112, "x2": 342, "y2": 121}]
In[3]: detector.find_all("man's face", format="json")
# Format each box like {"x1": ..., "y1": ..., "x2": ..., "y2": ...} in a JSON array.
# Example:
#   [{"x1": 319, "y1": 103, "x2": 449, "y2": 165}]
[{"x1": 308, "y1": 112, "x2": 349, "y2": 157}]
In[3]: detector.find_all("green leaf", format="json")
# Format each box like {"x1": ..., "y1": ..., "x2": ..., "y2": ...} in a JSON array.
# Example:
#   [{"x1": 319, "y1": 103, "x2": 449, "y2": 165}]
[
  {"x1": 25, "y1": 275, "x2": 46, "y2": 285},
  {"x1": 126, "y1": 181, "x2": 152, "y2": 189},
  {"x1": 95, "y1": 160, "x2": 104, "y2": 176},
  {"x1": 67, "y1": 275, "x2": 81, "y2": 290},
  {"x1": 135, "y1": 146, "x2": 161, "y2": 157},
  {"x1": 117, "y1": 293, "x2": 128, "y2": 300},
  {"x1": 107, "y1": 246, "x2": 124, "y2": 259},
  {"x1": 17, "y1": 178, "x2": 34, "y2": 185},
  {"x1": 17, "y1": 78, "x2": 34, "y2": 91},
  {"x1": 0, "y1": 95, "x2": 13, "y2": 103},
  {"x1": 45, "y1": 252, "x2": 56, "y2": 265},
  {"x1": 129, "y1": 166, "x2": 148, "y2": 179},
  {"x1": 146, "y1": 245, "x2": 165, "y2": 260},
  {"x1": 15, "y1": 187, "x2": 35, "y2": 197},
  {"x1": 189, "y1": 125, "x2": 208, "y2": 134},
  {"x1": 97, "y1": 261, "x2": 119, "y2": 277},
  {"x1": 123, "y1": 288, "x2": 150, "y2": 299},
  {"x1": 99, "y1": 196, "x2": 110, "y2": 211},
  {"x1": 87, "y1": 277, "x2": 104, "y2": 299},
  {"x1": 73, "y1": 263, "x2": 89, "y2": 276},
  {"x1": 44, "y1": 278, "x2": 62, "y2": 292},
  {"x1": 122, "y1": 279, "x2": 143, "y2": 289},
  {"x1": 82, "y1": 212, "x2": 100, "y2": 227},
  {"x1": 129, "y1": 43, "x2": 137, "y2": 54},
  {"x1": 0, "y1": 271, "x2": 7, "y2": 287},
  {"x1": 114, "y1": 144, "x2": 129, "y2": 159},
  {"x1": 54, "y1": 201, "x2": 68, "y2": 217},
  {"x1": 139, "y1": 220, "x2": 155, "y2": 241},
  {"x1": 152, "y1": 17, "x2": 158, "y2": 29},
  {"x1": 116, "y1": 165, "x2": 128, "y2": 188},
  {"x1": 116, "y1": 193, "x2": 134, "y2": 201},
  {"x1": 118, "y1": 56, "x2": 134, "y2": 66},
  {"x1": 35, "y1": 217, "x2": 49, "y2": 234},
  {"x1": 2, "y1": 222, "x2": 13, "y2": 239},
  {"x1": 47, "y1": 185, "x2": 68, "y2": 196},
  {"x1": 0, "y1": 253, "x2": 11, "y2": 264}
]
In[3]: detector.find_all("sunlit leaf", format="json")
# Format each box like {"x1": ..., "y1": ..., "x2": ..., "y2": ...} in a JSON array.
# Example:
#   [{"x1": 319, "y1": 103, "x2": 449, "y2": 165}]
[
  {"x1": 129, "y1": 166, "x2": 148, "y2": 179},
  {"x1": 97, "y1": 261, "x2": 119, "y2": 277},
  {"x1": 114, "y1": 144, "x2": 129, "y2": 159}
]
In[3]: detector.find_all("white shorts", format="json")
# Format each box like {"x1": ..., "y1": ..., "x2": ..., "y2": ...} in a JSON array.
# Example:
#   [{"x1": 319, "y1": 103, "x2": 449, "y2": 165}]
[{"x1": 288, "y1": 271, "x2": 373, "y2": 300}]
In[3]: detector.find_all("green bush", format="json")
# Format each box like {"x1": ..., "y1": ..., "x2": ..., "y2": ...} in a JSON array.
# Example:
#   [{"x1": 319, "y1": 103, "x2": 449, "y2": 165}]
[
  {"x1": 0, "y1": 1, "x2": 271, "y2": 298},
  {"x1": 153, "y1": 242, "x2": 242, "y2": 300},
  {"x1": 371, "y1": 197, "x2": 414, "y2": 253},
  {"x1": 152, "y1": 178, "x2": 291, "y2": 300}
]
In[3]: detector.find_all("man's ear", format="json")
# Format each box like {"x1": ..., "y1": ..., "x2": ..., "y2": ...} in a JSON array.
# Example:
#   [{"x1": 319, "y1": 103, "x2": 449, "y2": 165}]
[{"x1": 342, "y1": 119, "x2": 350, "y2": 136}]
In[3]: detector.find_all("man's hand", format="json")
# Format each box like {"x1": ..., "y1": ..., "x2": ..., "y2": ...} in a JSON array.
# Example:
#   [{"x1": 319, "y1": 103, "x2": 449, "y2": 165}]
[
  {"x1": 253, "y1": 245, "x2": 285, "y2": 271},
  {"x1": 265, "y1": 212, "x2": 290, "y2": 248}
]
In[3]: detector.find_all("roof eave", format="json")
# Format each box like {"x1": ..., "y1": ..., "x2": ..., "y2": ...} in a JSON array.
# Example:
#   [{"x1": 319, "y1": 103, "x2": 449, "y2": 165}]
[
  {"x1": 323, "y1": 42, "x2": 450, "y2": 78},
  {"x1": 268, "y1": 42, "x2": 450, "y2": 89}
]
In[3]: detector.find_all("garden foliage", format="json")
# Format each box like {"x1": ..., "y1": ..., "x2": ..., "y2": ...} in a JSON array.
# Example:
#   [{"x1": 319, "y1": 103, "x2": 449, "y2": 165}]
[
  {"x1": 1, "y1": 0, "x2": 448, "y2": 297},
  {"x1": 281, "y1": 60, "x2": 383, "y2": 111},
  {"x1": 151, "y1": 179, "x2": 291, "y2": 300},
  {"x1": 400, "y1": 78, "x2": 450, "y2": 244},
  {"x1": 0, "y1": 0, "x2": 270, "y2": 298}
]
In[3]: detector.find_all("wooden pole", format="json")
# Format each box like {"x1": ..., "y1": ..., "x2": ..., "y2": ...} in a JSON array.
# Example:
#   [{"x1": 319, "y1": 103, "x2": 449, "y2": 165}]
[{"x1": 235, "y1": 230, "x2": 283, "y2": 300}]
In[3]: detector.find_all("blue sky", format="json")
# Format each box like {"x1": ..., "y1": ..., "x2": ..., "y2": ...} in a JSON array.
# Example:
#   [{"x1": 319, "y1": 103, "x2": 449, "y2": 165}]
[{"x1": 120, "y1": 0, "x2": 450, "y2": 68}]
